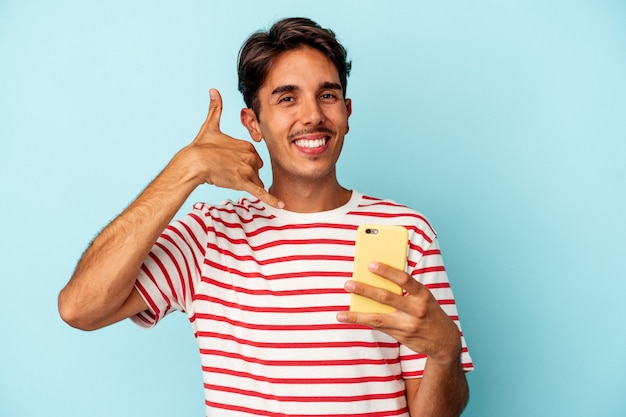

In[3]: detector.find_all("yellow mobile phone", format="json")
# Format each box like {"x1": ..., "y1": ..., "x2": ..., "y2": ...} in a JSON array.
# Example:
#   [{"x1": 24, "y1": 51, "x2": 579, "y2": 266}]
[{"x1": 349, "y1": 224, "x2": 409, "y2": 314}]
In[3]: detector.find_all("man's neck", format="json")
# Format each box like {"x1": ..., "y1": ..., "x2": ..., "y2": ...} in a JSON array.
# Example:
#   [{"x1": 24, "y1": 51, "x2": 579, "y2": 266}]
[{"x1": 269, "y1": 178, "x2": 352, "y2": 213}]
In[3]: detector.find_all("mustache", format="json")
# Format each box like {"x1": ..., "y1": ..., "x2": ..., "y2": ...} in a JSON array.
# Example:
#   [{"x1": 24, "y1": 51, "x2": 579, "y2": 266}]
[{"x1": 288, "y1": 127, "x2": 336, "y2": 141}]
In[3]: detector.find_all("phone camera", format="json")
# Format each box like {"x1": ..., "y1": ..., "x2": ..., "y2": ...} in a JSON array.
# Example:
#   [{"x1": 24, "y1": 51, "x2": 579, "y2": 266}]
[{"x1": 365, "y1": 228, "x2": 379, "y2": 235}]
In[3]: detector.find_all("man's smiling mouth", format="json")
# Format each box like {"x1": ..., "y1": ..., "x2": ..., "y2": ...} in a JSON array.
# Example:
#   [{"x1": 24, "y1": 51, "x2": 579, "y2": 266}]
[
  {"x1": 289, "y1": 127, "x2": 336, "y2": 151},
  {"x1": 294, "y1": 138, "x2": 328, "y2": 148}
]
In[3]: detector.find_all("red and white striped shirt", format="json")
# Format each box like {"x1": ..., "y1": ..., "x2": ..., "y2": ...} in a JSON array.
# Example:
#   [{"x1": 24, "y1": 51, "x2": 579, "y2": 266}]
[{"x1": 132, "y1": 191, "x2": 473, "y2": 416}]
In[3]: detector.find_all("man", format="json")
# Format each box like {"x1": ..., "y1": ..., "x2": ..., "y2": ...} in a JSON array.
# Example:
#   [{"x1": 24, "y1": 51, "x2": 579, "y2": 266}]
[{"x1": 59, "y1": 17, "x2": 473, "y2": 417}]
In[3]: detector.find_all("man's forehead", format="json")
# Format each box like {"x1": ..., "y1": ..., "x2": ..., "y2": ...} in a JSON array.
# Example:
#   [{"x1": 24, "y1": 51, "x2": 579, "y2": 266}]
[{"x1": 262, "y1": 48, "x2": 341, "y2": 87}]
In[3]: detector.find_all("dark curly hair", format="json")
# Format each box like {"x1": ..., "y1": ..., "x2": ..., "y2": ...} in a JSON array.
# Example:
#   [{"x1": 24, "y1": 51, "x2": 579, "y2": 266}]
[{"x1": 238, "y1": 17, "x2": 352, "y2": 117}]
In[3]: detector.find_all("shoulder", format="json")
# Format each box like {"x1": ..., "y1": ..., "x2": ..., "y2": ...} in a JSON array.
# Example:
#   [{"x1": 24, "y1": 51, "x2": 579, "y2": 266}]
[
  {"x1": 189, "y1": 196, "x2": 275, "y2": 225},
  {"x1": 350, "y1": 193, "x2": 437, "y2": 242}
]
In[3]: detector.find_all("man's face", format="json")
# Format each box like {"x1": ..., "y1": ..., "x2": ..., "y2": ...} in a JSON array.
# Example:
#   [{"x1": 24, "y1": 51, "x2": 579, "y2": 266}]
[{"x1": 242, "y1": 47, "x2": 352, "y2": 185}]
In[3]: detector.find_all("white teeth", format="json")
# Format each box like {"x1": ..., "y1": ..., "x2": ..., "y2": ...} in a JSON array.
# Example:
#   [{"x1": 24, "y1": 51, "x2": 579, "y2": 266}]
[{"x1": 294, "y1": 138, "x2": 326, "y2": 148}]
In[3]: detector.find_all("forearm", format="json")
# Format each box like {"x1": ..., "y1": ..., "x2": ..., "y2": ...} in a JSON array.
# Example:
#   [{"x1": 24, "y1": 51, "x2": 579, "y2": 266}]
[
  {"x1": 58, "y1": 151, "x2": 200, "y2": 329},
  {"x1": 408, "y1": 355, "x2": 468, "y2": 417}
]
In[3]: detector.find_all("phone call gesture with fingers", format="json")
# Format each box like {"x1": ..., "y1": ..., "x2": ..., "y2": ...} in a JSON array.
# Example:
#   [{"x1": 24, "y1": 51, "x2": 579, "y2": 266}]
[{"x1": 178, "y1": 89, "x2": 284, "y2": 209}]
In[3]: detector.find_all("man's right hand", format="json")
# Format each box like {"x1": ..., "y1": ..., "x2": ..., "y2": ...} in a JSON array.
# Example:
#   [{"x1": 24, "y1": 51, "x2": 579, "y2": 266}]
[{"x1": 174, "y1": 88, "x2": 284, "y2": 209}]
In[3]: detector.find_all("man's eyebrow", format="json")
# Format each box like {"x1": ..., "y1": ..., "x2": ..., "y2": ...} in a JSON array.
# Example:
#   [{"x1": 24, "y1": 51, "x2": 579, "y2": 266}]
[
  {"x1": 271, "y1": 82, "x2": 342, "y2": 96},
  {"x1": 320, "y1": 82, "x2": 342, "y2": 91},
  {"x1": 271, "y1": 85, "x2": 298, "y2": 95}
]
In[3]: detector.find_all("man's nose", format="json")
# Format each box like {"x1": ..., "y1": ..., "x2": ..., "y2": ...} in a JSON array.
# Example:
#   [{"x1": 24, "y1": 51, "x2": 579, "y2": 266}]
[{"x1": 300, "y1": 97, "x2": 325, "y2": 125}]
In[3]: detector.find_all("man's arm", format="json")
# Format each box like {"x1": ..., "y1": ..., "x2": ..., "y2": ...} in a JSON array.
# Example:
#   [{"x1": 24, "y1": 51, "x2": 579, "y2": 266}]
[
  {"x1": 58, "y1": 89, "x2": 282, "y2": 331},
  {"x1": 337, "y1": 261, "x2": 469, "y2": 416},
  {"x1": 404, "y1": 357, "x2": 468, "y2": 416}
]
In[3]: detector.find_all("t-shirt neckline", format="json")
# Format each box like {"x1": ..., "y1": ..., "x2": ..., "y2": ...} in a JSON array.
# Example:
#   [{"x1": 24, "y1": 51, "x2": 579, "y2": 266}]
[{"x1": 259, "y1": 190, "x2": 362, "y2": 222}]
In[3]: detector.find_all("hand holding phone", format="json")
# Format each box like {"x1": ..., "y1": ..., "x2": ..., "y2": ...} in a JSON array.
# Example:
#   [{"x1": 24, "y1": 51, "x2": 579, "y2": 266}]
[{"x1": 349, "y1": 224, "x2": 409, "y2": 313}]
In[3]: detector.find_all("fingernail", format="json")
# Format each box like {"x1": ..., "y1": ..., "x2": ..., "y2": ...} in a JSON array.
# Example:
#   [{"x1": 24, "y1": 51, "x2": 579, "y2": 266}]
[
  {"x1": 344, "y1": 280, "x2": 355, "y2": 292},
  {"x1": 336, "y1": 312, "x2": 347, "y2": 322},
  {"x1": 368, "y1": 262, "x2": 378, "y2": 271}
]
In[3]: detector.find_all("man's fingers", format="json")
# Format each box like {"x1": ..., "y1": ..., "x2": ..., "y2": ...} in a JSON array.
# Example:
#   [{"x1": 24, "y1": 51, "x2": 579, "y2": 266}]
[
  {"x1": 345, "y1": 279, "x2": 402, "y2": 310},
  {"x1": 368, "y1": 262, "x2": 424, "y2": 294},
  {"x1": 336, "y1": 310, "x2": 390, "y2": 328}
]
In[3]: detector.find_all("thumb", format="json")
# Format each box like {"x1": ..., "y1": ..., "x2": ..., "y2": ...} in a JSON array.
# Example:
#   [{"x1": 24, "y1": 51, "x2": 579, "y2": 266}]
[{"x1": 204, "y1": 88, "x2": 223, "y2": 132}]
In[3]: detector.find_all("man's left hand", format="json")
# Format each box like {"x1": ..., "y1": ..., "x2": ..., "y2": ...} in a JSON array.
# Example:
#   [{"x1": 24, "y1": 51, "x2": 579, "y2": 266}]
[{"x1": 337, "y1": 262, "x2": 462, "y2": 365}]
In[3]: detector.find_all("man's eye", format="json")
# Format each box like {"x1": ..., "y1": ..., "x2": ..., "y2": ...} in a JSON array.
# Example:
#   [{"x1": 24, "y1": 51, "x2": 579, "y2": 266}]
[
  {"x1": 321, "y1": 93, "x2": 337, "y2": 100},
  {"x1": 280, "y1": 96, "x2": 294, "y2": 103}
]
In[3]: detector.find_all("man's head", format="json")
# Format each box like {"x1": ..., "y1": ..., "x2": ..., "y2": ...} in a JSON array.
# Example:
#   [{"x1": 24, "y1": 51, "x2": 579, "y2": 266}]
[{"x1": 238, "y1": 17, "x2": 351, "y2": 118}]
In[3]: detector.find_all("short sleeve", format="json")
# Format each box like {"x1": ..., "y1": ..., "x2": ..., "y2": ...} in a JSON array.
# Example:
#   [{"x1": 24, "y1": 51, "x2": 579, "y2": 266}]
[
  {"x1": 400, "y1": 237, "x2": 474, "y2": 377},
  {"x1": 131, "y1": 205, "x2": 210, "y2": 328}
]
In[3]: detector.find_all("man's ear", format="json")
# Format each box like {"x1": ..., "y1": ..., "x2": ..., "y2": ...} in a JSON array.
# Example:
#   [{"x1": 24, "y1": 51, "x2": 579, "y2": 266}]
[
  {"x1": 240, "y1": 108, "x2": 263, "y2": 142},
  {"x1": 345, "y1": 98, "x2": 352, "y2": 134}
]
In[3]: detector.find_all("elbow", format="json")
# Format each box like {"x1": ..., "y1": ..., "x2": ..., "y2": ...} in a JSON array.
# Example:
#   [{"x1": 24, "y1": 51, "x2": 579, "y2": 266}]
[{"x1": 57, "y1": 289, "x2": 98, "y2": 331}]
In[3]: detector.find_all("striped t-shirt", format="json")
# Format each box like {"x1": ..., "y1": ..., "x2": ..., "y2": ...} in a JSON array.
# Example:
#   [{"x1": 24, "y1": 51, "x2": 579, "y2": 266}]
[{"x1": 132, "y1": 191, "x2": 473, "y2": 416}]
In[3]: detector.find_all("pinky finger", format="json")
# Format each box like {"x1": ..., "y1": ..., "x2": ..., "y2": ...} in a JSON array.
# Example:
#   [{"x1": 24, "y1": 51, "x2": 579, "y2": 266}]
[{"x1": 244, "y1": 182, "x2": 285, "y2": 209}]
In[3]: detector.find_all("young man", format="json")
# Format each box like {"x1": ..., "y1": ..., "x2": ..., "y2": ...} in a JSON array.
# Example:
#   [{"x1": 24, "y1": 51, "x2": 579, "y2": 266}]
[{"x1": 59, "y1": 17, "x2": 473, "y2": 417}]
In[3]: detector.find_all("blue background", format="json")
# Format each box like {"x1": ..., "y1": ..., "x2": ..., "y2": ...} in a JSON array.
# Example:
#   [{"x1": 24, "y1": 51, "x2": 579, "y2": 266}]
[{"x1": 1, "y1": 1, "x2": 625, "y2": 416}]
